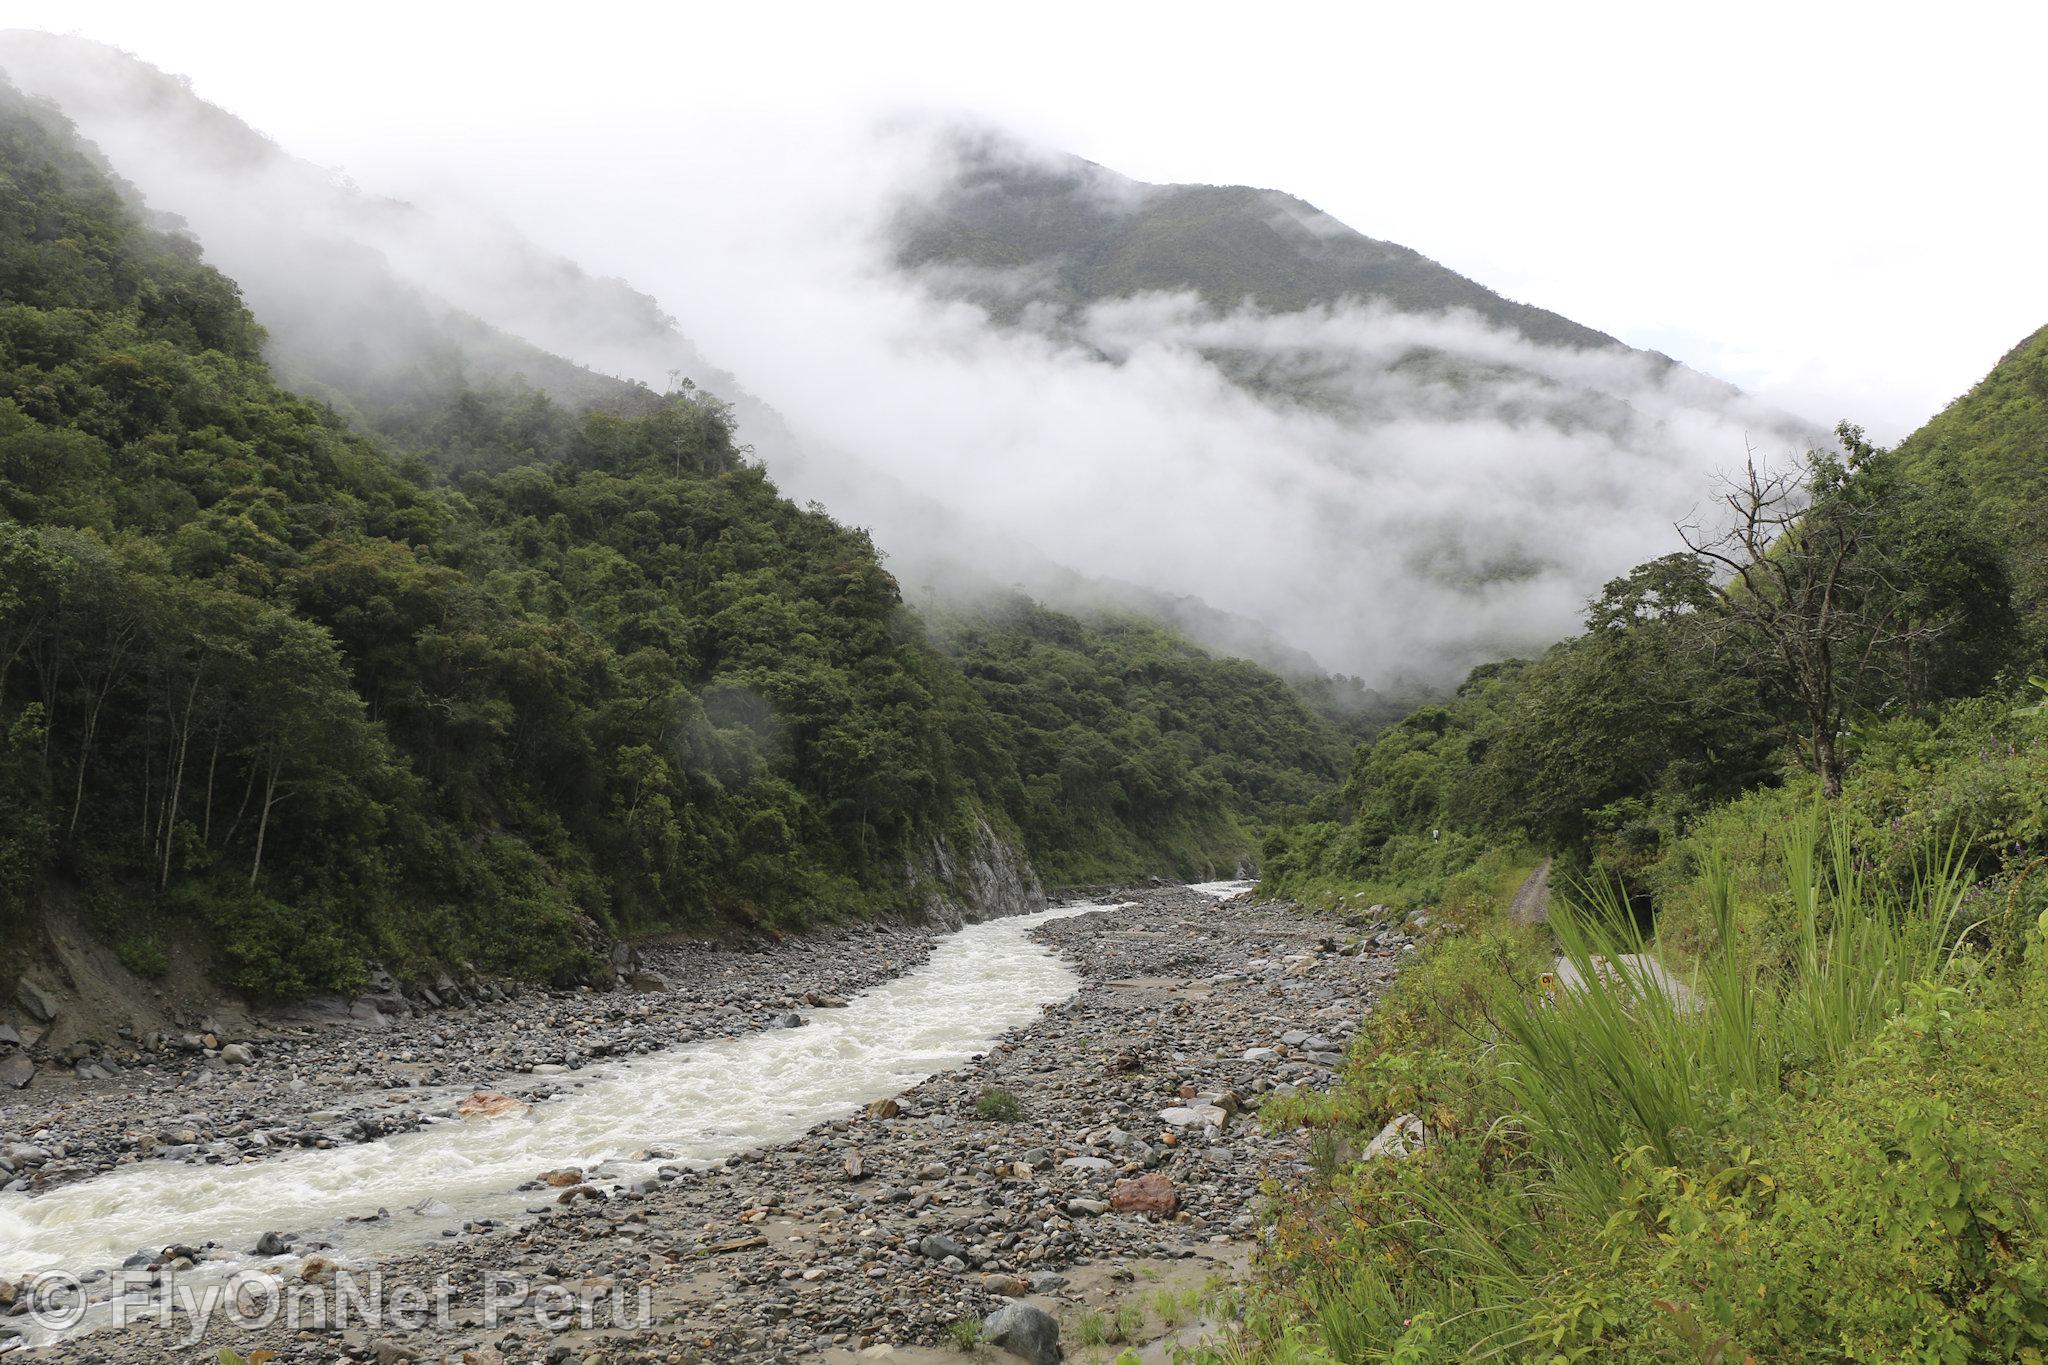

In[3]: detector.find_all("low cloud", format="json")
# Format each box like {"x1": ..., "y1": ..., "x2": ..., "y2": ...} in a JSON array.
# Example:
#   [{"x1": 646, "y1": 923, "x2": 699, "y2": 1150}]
[{"x1": 2, "y1": 34, "x2": 1821, "y2": 687}]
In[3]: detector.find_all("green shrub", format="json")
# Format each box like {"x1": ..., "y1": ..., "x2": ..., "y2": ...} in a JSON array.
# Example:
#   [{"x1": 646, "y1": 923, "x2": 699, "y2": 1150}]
[
  {"x1": 974, "y1": 1088, "x2": 1023, "y2": 1122},
  {"x1": 116, "y1": 936, "x2": 169, "y2": 979},
  {"x1": 173, "y1": 883, "x2": 366, "y2": 999}
]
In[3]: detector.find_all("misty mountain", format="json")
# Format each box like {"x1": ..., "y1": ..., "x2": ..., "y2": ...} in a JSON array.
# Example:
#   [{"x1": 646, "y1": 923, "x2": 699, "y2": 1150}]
[
  {"x1": 0, "y1": 32, "x2": 1381, "y2": 706},
  {"x1": 0, "y1": 33, "x2": 1817, "y2": 693},
  {"x1": 897, "y1": 129, "x2": 1630, "y2": 353},
  {"x1": 862, "y1": 126, "x2": 1817, "y2": 683}
]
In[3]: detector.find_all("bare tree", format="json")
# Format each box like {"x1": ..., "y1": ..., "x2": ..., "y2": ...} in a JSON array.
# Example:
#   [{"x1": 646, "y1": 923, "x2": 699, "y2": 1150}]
[{"x1": 1677, "y1": 426, "x2": 1943, "y2": 798}]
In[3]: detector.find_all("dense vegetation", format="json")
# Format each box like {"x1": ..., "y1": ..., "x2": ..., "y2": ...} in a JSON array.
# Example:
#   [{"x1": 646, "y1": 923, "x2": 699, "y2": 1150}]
[
  {"x1": 1895, "y1": 322, "x2": 2048, "y2": 651},
  {"x1": 928, "y1": 594, "x2": 1346, "y2": 882},
  {"x1": 1225, "y1": 331, "x2": 2048, "y2": 1360},
  {"x1": 0, "y1": 84, "x2": 1347, "y2": 997},
  {"x1": 1264, "y1": 419, "x2": 2019, "y2": 908}
]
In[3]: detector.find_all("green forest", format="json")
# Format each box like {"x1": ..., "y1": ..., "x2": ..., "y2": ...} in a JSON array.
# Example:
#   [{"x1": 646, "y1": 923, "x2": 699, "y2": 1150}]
[{"x1": 0, "y1": 82, "x2": 1345, "y2": 997}]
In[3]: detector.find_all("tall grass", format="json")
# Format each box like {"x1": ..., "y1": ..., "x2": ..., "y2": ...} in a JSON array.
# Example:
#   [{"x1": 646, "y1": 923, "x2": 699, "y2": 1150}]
[
  {"x1": 1247, "y1": 807, "x2": 1982, "y2": 1361},
  {"x1": 1497, "y1": 803, "x2": 1974, "y2": 1215}
]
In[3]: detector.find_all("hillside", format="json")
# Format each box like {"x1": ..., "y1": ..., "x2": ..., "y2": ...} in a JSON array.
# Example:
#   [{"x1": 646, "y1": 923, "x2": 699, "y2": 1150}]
[
  {"x1": 1229, "y1": 321, "x2": 2048, "y2": 1358},
  {"x1": 1895, "y1": 322, "x2": 2048, "y2": 648},
  {"x1": 0, "y1": 82, "x2": 1360, "y2": 1006},
  {"x1": 0, "y1": 33, "x2": 1415, "y2": 699}
]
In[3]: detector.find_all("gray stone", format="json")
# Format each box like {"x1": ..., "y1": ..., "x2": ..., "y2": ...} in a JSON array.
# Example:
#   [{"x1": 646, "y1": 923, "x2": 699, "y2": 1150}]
[
  {"x1": 1059, "y1": 1156, "x2": 1113, "y2": 1172},
  {"x1": 918, "y1": 1232, "x2": 966, "y2": 1262},
  {"x1": 220, "y1": 1044, "x2": 255, "y2": 1066},
  {"x1": 1158, "y1": 1104, "x2": 1228, "y2": 1128},
  {"x1": 983, "y1": 1300, "x2": 1063, "y2": 1364},
  {"x1": 1363, "y1": 1112, "x2": 1427, "y2": 1161},
  {"x1": 0, "y1": 1023, "x2": 20, "y2": 1048},
  {"x1": 252, "y1": 1231, "x2": 291, "y2": 1257},
  {"x1": 0, "y1": 1054, "x2": 30, "y2": 1090}
]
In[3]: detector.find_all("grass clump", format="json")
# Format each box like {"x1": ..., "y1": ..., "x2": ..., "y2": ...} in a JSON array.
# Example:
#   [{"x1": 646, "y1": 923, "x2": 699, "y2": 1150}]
[
  {"x1": 943, "y1": 1315, "x2": 982, "y2": 1351},
  {"x1": 974, "y1": 1087, "x2": 1024, "y2": 1122}
]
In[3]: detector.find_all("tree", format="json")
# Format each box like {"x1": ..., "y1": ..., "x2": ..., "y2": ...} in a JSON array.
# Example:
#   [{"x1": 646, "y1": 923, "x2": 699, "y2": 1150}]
[{"x1": 1676, "y1": 425, "x2": 1947, "y2": 797}]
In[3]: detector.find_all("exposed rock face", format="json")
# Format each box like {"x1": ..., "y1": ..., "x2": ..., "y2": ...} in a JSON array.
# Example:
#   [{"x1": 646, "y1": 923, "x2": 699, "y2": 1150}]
[
  {"x1": 15, "y1": 977, "x2": 59, "y2": 1023},
  {"x1": 910, "y1": 815, "x2": 1045, "y2": 927}
]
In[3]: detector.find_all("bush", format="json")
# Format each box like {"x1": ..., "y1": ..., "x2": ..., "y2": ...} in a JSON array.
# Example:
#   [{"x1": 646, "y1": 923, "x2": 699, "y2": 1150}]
[
  {"x1": 115, "y1": 936, "x2": 169, "y2": 979},
  {"x1": 172, "y1": 883, "x2": 366, "y2": 999},
  {"x1": 974, "y1": 1088, "x2": 1023, "y2": 1122}
]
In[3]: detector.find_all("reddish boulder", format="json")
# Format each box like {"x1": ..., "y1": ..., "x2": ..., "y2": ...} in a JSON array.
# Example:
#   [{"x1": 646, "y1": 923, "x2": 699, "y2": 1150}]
[{"x1": 1109, "y1": 1172, "x2": 1179, "y2": 1215}]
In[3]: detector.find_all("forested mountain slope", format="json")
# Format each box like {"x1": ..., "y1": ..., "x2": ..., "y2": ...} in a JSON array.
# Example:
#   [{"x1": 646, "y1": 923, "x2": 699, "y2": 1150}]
[
  {"x1": 0, "y1": 83, "x2": 1348, "y2": 1002},
  {"x1": 1266, "y1": 329, "x2": 2037, "y2": 910},
  {"x1": 0, "y1": 78, "x2": 1029, "y2": 994},
  {"x1": 0, "y1": 32, "x2": 1403, "y2": 699},
  {"x1": 1895, "y1": 322, "x2": 2048, "y2": 649}
]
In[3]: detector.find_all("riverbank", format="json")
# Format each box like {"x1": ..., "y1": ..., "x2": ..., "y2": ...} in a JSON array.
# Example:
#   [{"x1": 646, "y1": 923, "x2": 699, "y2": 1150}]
[
  {"x1": 0, "y1": 923, "x2": 960, "y2": 1197},
  {"x1": 1, "y1": 886, "x2": 1408, "y2": 1362}
]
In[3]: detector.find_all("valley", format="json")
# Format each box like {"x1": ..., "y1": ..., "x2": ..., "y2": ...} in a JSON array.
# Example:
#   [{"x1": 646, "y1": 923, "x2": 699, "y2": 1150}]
[
  {"x1": 0, "y1": 15, "x2": 2045, "y2": 1364},
  {"x1": 2, "y1": 885, "x2": 1410, "y2": 1363}
]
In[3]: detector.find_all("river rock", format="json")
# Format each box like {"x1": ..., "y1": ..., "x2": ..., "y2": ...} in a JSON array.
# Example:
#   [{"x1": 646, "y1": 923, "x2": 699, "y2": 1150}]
[
  {"x1": 918, "y1": 1233, "x2": 967, "y2": 1261},
  {"x1": 220, "y1": 1043, "x2": 255, "y2": 1066},
  {"x1": 1363, "y1": 1112, "x2": 1428, "y2": 1160},
  {"x1": 1158, "y1": 1104, "x2": 1227, "y2": 1128},
  {"x1": 983, "y1": 1300, "x2": 1063, "y2": 1364},
  {"x1": 539, "y1": 1167, "x2": 584, "y2": 1187},
  {"x1": 866, "y1": 1097, "x2": 901, "y2": 1119},
  {"x1": 455, "y1": 1090, "x2": 527, "y2": 1120},
  {"x1": 0, "y1": 1055, "x2": 31, "y2": 1090},
  {"x1": 1109, "y1": 1172, "x2": 1179, "y2": 1215},
  {"x1": 252, "y1": 1231, "x2": 291, "y2": 1256}
]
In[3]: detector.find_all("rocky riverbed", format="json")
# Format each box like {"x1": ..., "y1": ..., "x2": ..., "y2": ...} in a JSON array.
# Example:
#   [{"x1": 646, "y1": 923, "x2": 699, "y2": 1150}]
[
  {"x1": 1, "y1": 888, "x2": 1413, "y2": 1363},
  {"x1": 0, "y1": 925, "x2": 944, "y2": 1197}
]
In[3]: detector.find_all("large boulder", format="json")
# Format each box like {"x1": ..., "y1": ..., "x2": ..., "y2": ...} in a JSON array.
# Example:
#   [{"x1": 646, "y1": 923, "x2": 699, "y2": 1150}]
[
  {"x1": 983, "y1": 1300, "x2": 1063, "y2": 1364},
  {"x1": 0, "y1": 1054, "x2": 31, "y2": 1090},
  {"x1": 1109, "y1": 1172, "x2": 1179, "y2": 1215}
]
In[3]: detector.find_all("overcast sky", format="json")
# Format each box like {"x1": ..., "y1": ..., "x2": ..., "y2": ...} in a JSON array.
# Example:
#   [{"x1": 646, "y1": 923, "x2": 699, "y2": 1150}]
[{"x1": 9, "y1": 0, "x2": 2044, "y2": 441}]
